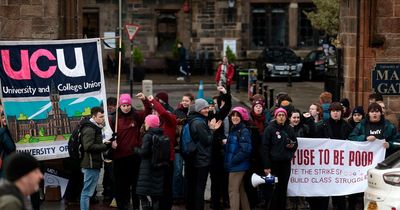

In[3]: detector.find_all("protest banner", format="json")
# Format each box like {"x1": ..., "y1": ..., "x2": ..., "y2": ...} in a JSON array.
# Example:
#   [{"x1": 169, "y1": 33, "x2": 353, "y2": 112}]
[
  {"x1": 288, "y1": 138, "x2": 386, "y2": 196},
  {"x1": 0, "y1": 38, "x2": 112, "y2": 160}
]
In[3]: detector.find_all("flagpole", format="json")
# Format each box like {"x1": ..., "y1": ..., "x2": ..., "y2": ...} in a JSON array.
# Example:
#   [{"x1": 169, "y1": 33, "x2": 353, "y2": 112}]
[{"x1": 115, "y1": 0, "x2": 122, "y2": 133}]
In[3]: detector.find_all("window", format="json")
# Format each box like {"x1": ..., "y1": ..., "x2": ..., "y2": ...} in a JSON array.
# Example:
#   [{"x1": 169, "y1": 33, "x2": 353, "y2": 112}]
[
  {"x1": 297, "y1": 3, "x2": 325, "y2": 48},
  {"x1": 251, "y1": 4, "x2": 288, "y2": 49},
  {"x1": 143, "y1": 0, "x2": 184, "y2": 5},
  {"x1": 83, "y1": 8, "x2": 99, "y2": 38},
  {"x1": 157, "y1": 13, "x2": 177, "y2": 52}
]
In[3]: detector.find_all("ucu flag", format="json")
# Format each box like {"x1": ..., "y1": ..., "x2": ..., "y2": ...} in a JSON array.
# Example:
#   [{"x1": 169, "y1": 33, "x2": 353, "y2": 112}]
[{"x1": 0, "y1": 39, "x2": 102, "y2": 97}]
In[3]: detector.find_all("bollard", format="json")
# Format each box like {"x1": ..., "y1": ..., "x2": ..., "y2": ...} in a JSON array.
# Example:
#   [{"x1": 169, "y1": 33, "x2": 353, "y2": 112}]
[
  {"x1": 263, "y1": 85, "x2": 268, "y2": 105},
  {"x1": 287, "y1": 65, "x2": 292, "y2": 87},
  {"x1": 269, "y1": 88, "x2": 274, "y2": 109},
  {"x1": 142, "y1": 80, "x2": 153, "y2": 97}
]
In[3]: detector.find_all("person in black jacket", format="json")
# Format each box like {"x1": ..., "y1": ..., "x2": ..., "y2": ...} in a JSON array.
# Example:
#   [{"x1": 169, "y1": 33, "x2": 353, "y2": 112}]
[
  {"x1": 262, "y1": 108, "x2": 298, "y2": 210},
  {"x1": 135, "y1": 115, "x2": 165, "y2": 210},
  {"x1": 310, "y1": 102, "x2": 353, "y2": 210},
  {"x1": 185, "y1": 98, "x2": 222, "y2": 210},
  {"x1": 287, "y1": 109, "x2": 315, "y2": 209},
  {"x1": 208, "y1": 86, "x2": 232, "y2": 210}
]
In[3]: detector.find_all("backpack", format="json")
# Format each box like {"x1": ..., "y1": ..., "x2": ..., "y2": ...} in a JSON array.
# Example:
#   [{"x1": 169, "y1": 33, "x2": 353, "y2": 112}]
[
  {"x1": 151, "y1": 134, "x2": 170, "y2": 168},
  {"x1": 68, "y1": 119, "x2": 94, "y2": 161},
  {"x1": 180, "y1": 117, "x2": 202, "y2": 157}
]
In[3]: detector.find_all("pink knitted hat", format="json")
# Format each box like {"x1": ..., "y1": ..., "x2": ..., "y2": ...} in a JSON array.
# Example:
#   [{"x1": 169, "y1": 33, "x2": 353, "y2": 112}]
[
  {"x1": 119, "y1": 94, "x2": 131, "y2": 106},
  {"x1": 145, "y1": 115, "x2": 160, "y2": 128}
]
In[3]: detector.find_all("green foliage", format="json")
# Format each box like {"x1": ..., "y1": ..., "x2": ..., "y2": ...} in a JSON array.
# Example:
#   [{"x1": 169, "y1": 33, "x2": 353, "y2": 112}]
[
  {"x1": 172, "y1": 39, "x2": 180, "y2": 59},
  {"x1": 17, "y1": 113, "x2": 28, "y2": 120},
  {"x1": 39, "y1": 127, "x2": 45, "y2": 136},
  {"x1": 225, "y1": 46, "x2": 236, "y2": 63},
  {"x1": 133, "y1": 47, "x2": 144, "y2": 66},
  {"x1": 304, "y1": 0, "x2": 339, "y2": 36}
]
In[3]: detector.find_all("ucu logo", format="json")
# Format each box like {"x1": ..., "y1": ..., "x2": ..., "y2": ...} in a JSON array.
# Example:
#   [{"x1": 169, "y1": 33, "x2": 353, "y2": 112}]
[{"x1": 1, "y1": 48, "x2": 86, "y2": 80}]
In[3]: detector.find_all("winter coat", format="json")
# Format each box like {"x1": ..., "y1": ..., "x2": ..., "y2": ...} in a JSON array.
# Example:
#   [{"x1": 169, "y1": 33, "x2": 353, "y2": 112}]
[
  {"x1": 292, "y1": 115, "x2": 316, "y2": 138},
  {"x1": 0, "y1": 128, "x2": 15, "y2": 177},
  {"x1": 224, "y1": 123, "x2": 252, "y2": 172},
  {"x1": 349, "y1": 118, "x2": 400, "y2": 156},
  {"x1": 0, "y1": 180, "x2": 26, "y2": 210},
  {"x1": 315, "y1": 118, "x2": 353, "y2": 140},
  {"x1": 208, "y1": 92, "x2": 232, "y2": 161},
  {"x1": 321, "y1": 103, "x2": 330, "y2": 121},
  {"x1": 152, "y1": 99, "x2": 177, "y2": 161},
  {"x1": 215, "y1": 63, "x2": 235, "y2": 86},
  {"x1": 111, "y1": 99, "x2": 152, "y2": 159},
  {"x1": 135, "y1": 128, "x2": 165, "y2": 197},
  {"x1": 80, "y1": 120, "x2": 107, "y2": 169},
  {"x1": 188, "y1": 112, "x2": 214, "y2": 168},
  {"x1": 262, "y1": 121, "x2": 298, "y2": 169}
]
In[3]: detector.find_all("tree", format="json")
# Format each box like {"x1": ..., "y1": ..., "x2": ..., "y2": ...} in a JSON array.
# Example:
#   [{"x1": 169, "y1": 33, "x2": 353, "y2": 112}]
[
  {"x1": 132, "y1": 47, "x2": 144, "y2": 66},
  {"x1": 225, "y1": 46, "x2": 236, "y2": 64},
  {"x1": 304, "y1": 0, "x2": 339, "y2": 36}
]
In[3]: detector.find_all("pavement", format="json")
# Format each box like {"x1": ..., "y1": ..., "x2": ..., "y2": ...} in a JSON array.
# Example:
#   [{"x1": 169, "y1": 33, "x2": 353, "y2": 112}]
[
  {"x1": 41, "y1": 73, "x2": 325, "y2": 210},
  {"x1": 105, "y1": 73, "x2": 324, "y2": 112}
]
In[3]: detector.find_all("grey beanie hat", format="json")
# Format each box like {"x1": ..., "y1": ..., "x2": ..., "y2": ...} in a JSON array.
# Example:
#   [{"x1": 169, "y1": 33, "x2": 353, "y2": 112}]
[{"x1": 194, "y1": 98, "x2": 209, "y2": 112}]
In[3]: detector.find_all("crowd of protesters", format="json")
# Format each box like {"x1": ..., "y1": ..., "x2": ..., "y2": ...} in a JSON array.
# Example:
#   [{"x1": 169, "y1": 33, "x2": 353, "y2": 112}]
[{"x1": 1, "y1": 66, "x2": 400, "y2": 210}]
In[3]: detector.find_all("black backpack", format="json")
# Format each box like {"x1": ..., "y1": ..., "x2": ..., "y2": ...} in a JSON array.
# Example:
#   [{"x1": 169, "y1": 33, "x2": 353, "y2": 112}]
[
  {"x1": 68, "y1": 119, "x2": 94, "y2": 161},
  {"x1": 151, "y1": 134, "x2": 170, "y2": 168}
]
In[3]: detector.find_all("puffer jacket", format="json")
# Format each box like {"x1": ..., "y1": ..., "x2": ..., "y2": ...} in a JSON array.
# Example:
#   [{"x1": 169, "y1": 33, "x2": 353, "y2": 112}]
[
  {"x1": 80, "y1": 120, "x2": 107, "y2": 169},
  {"x1": 262, "y1": 121, "x2": 298, "y2": 169},
  {"x1": 224, "y1": 123, "x2": 252, "y2": 172},
  {"x1": 349, "y1": 117, "x2": 400, "y2": 156},
  {"x1": 135, "y1": 128, "x2": 165, "y2": 196},
  {"x1": 187, "y1": 112, "x2": 214, "y2": 168}
]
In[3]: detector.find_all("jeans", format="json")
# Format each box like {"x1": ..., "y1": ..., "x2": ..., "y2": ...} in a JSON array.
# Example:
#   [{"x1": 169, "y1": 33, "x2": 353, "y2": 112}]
[
  {"x1": 172, "y1": 153, "x2": 184, "y2": 199},
  {"x1": 80, "y1": 168, "x2": 100, "y2": 210}
]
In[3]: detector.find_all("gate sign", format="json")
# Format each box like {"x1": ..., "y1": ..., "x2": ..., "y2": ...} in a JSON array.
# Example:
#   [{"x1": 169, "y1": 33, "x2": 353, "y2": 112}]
[{"x1": 372, "y1": 63, "x2": 400, "y2": 95}]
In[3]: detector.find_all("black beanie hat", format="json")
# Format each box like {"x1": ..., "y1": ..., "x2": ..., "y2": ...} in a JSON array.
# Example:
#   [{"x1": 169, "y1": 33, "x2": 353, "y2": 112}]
[
  {"x1": 4, "y1": 153, "x2": 40, "y2": 182},
  {"x1": 352, "y1": 106, "x2": 365, "y2": 116}
]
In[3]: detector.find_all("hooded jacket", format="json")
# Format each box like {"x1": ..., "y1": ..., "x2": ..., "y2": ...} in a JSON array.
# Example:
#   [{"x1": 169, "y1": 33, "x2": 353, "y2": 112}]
[
  {"x1": 80, "y1": 119, "x2": 107, "y2": 169},
  {"x1": 187, "y1": 112, "x2": 214, "y2": 168},
  {"x1": 135, "y1": 127, "x2": 165, "y2": 196},
  {"x1": 224, "y1": 123, "x2": 252, "y2": 172},
  {"x1": 349, "y1": 117, "x2": 400, "y2": 156}
]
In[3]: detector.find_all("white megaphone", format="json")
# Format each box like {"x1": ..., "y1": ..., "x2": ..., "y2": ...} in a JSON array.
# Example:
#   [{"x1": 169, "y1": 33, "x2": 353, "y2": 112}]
[{"x1": 251, "y1": 173, "x2": 278, "y2": 187}]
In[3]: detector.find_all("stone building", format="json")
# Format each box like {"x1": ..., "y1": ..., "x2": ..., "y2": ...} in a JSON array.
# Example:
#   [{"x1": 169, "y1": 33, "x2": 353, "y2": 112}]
[
  {"x1": 0, "y1": 0, "x2": 322, "y2": 65},
  {"x1": 340, "y1": 0, "x2": 400, "y2": 125}
]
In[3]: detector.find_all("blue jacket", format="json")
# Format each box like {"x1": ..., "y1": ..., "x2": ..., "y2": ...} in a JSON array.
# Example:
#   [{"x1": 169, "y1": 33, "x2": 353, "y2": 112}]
[{"x1": 224, "y1": 123, "x2": 252, "y2": 172}]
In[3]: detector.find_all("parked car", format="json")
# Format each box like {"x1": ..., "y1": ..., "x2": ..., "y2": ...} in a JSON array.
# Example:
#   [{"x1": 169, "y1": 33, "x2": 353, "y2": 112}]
[
  {"x1": 301, "y1": 50, "x2": 326, "y2": 81},
  {"x1": 364, "y1": 150, "x2": 400, "y2": 210},
  {"x1": 256, "y1": 47, "x2": 303, "y2": 81}
]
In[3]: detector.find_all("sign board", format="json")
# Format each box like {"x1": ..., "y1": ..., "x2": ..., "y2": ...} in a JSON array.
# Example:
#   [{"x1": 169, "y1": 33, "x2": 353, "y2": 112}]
[
  {"x1": 103, "y1": 32, "x2": 116, "y2": 49},
  {"x1": 223, "y1": 39, "x2": 237, "y2": 57},
  {"x1": 125, "y1": 24, "x2": 141, "y2": 41},
  {"x1": 372, "y1": 63, "x2": 400, "y2": 95}
]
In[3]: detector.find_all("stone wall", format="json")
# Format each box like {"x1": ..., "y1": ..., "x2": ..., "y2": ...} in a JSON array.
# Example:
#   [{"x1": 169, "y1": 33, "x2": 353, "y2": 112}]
[
  {"x1": 341, "y1": 0, "x2": 400, "y2": 123},
  {"x1": 0, "y1": 0, "x2": 60, "y2": 40}
]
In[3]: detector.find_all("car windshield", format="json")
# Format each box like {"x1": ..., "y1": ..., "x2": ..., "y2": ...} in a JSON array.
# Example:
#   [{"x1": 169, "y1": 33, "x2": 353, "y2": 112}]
[
  {"x1": 376, "y1": 150, "x2": 400, "y2": 169},
  {"x1": 265, "y1": 49, "x2": 299, "y2": 63}
]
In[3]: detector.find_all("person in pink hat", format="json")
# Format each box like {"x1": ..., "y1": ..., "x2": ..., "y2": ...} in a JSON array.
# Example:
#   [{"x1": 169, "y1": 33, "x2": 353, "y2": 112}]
[
  {"x1": 109, "y1": 92, "x2": 152, "y2": 210},
  {"x1": 261, "y1": 107, "x2": 298, "y2": 210},
  {"x1": 134, "y1": 114, "x2": 165, "y2": 210}
]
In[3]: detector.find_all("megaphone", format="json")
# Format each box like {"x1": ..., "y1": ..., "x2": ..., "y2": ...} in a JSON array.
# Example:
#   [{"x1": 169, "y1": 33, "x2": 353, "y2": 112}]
[{"x1": 251, "y1": 173, "x2": 278, "y2": 187}]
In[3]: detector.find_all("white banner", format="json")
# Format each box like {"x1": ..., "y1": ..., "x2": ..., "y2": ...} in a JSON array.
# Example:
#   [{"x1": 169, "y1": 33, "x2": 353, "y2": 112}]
[
  {"x1": 16, "y1": 140, "x2": 69, "y2": 161},
  {"x1": 288, "y1": 138, "x2": 386, "y2": 197}
]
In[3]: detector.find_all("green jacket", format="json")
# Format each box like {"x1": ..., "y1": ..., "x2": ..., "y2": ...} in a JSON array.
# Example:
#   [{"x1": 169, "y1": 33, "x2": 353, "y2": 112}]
[
  {"x1": 0, "y1": 180, "x2": 25, "y2": 210},
  {"x1": 349, "y1": 118, "x2": 400, "y2": 156},
  {"x1": 80, "y1": 120, "x2": 107, "y2": 169}
]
